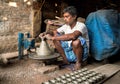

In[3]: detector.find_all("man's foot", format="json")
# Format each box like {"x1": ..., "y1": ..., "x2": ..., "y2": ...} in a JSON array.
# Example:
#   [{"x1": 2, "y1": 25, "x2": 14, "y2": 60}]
[
  {"x1": 59, "y1": 63, "x2": 75, "y2": 71},
  {"x1": 74, "y1": 62, "x2": 81, "y2": 70},
  {"x1": 57, "y1": 60, "x2": 69, "y2": 67}
]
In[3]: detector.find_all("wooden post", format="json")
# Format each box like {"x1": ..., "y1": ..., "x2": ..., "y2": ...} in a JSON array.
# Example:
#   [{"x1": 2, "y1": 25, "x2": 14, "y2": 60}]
[
  {"x1": 31, "y1": 0, "x2": 45, "y2": 38},
  {"x1": 31, "y1": 9, "x2": 42, "y2": 38}
]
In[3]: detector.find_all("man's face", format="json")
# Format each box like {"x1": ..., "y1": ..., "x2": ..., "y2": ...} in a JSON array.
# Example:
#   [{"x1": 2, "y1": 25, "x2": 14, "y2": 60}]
[{"x1": 63, "y1": 12, "x2": 76, "y2": 25}]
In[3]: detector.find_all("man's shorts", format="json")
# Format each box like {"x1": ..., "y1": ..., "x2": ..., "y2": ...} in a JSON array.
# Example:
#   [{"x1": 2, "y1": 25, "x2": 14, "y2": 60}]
[{"x1": 60, "y1": 36, "x2": 88, "y2": 62}]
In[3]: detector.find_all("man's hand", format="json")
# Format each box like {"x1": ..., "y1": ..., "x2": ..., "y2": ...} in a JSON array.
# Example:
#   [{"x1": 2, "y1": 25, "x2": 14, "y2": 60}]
[
  {"x1": 45, "y1": 34, "x2": 55, "y2": 40},
  {"x1": 39, "y1": 32, "x2": 46, "y2": 40}
]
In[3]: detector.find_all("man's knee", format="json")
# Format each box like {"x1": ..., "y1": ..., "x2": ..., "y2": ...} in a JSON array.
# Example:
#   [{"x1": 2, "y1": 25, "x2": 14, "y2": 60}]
[{"x1": 72, "y1": 39, "x2": 82, "y2": 48}]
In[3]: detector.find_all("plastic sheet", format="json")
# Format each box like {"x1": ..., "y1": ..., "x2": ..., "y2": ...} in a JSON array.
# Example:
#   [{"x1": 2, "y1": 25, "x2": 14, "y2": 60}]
[{"x1": 85, "y1": 9, "x2": 120, "y2": 60}]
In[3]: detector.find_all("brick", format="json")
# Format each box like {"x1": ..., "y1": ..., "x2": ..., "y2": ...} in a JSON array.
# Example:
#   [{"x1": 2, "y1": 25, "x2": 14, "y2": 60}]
[{"x1": 36, "y1": 65, "x2": 59, "y2": 74}]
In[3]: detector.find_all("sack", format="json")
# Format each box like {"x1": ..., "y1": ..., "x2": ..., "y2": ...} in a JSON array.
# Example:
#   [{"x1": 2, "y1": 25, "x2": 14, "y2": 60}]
[{"x1": 85, "y1": 9, "x2": 120, "y2": 61}]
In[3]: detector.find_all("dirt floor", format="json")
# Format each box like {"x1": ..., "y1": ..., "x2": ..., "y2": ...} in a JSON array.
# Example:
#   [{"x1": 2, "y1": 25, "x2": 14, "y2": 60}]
[{"x1": 0, "y1": 55, "x2": 120, "y2": 84}]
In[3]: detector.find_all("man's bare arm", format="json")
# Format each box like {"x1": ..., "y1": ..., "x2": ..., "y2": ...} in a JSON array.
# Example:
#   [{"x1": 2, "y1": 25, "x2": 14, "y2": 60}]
[{"x1": 52, "y1": 30, "x2": 82, "y2": 41}]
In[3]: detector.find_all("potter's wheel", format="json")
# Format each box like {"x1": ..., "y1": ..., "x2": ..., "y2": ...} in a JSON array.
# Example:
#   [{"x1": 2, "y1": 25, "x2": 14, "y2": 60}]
[
  {"x1": 29, "y1": 35, "x2": 60, "y2": 61},
  {"x1": 29, "y1": 52, "x2": 60, "y2": 60}
]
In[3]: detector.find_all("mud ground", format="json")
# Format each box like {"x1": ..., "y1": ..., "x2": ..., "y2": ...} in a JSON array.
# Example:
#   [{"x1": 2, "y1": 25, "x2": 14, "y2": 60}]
[{"x1": 0, "y1": 55, "x2": 120, "y2": 84}]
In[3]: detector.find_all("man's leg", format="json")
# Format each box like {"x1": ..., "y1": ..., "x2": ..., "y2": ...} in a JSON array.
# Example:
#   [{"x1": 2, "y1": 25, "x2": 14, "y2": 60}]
[
  {"x1": 53, "y1": 40, "x2": 69, "y2": 64},
  {"x1": 72, "y1": 39, "x2": 83, "y2": 70}
]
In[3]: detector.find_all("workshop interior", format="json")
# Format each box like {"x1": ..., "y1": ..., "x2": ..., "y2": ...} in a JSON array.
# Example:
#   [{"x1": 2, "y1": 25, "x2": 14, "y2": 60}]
[{"x1": 0, "y1": 0, "x2": 120, "y2": 84}]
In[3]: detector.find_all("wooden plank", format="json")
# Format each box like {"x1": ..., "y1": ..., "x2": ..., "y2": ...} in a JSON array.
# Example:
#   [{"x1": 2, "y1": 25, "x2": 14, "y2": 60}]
[
  {"x1": 104, "y1": 71, "x2": 120, "y2": 84},
  {"x1": 91, "y1": 64, "x2": 120, "y2": 83}
]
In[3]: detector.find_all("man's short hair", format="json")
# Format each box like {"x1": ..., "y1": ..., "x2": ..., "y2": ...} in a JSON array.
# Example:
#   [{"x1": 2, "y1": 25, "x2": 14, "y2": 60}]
[{"x1": 63, "y1": 6, "x2": 78, "y2": 16}]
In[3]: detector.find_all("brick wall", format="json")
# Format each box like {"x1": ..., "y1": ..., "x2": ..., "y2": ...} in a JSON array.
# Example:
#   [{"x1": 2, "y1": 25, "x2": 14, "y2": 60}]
[{"x1": 0, "y1": 1, "x2": 32, "y2": 54}]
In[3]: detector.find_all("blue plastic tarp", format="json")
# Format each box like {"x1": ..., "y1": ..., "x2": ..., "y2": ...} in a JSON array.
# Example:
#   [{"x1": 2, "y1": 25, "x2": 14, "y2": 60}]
[{"x1": 85, "y1": 9, "x2": 120, "y2": 61}]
